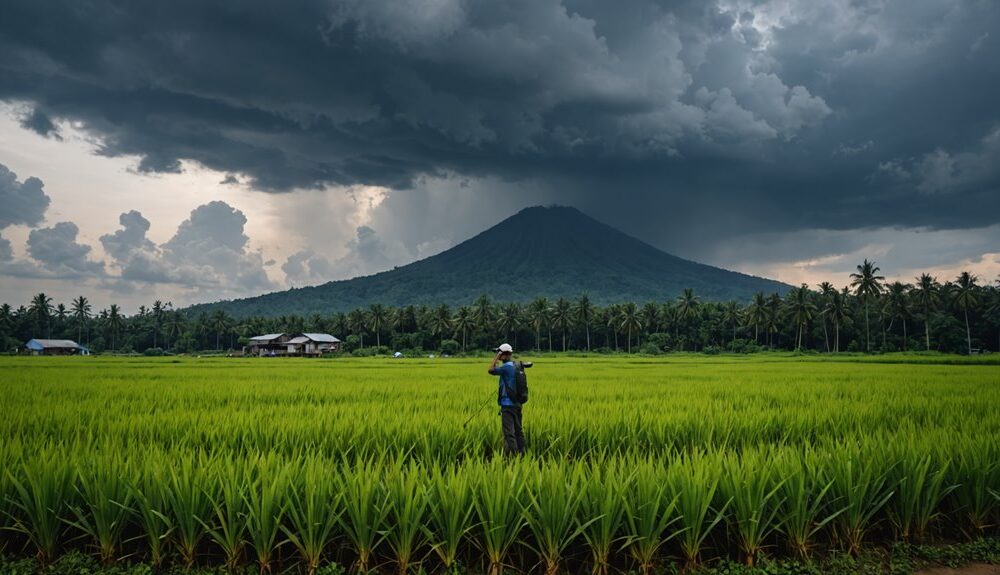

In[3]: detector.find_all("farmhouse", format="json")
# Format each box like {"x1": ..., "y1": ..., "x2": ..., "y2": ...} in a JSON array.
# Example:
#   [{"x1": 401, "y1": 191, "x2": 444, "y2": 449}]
[
  {"x1": 244, "y1": 332, "x2": 341, "y2": 356},
  {"x1": 24, "y1": 339, "x2": 90, "y2": 356},
  {"x1": 288, "y1": 333, "x2": 341, "y2": 355}
]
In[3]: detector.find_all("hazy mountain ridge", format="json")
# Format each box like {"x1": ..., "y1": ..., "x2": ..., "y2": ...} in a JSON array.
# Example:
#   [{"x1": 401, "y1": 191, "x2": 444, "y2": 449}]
[{"x1": 187, "y1": 206, "x2": 791, "y2": 317}]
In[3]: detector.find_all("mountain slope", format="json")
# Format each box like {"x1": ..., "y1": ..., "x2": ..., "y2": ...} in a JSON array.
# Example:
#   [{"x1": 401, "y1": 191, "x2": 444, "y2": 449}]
[{"x1": 188, "y1": 206, "x2": 791, "y2": 317}]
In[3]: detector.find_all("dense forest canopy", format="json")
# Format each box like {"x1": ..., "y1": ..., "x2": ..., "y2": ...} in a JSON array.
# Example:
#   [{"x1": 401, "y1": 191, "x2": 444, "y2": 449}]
[{"x1": 3, "y1": 261, "x2": 998, "y2": 356}]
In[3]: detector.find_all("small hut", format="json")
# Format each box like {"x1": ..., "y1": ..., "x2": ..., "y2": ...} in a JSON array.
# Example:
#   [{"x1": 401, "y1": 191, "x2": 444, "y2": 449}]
[
  {"x1": 24, "y1": 339, "x2": 89, "y2": 356},
  {"x1": 245, "y1": 333, "x2": 291, "y2": 356}
]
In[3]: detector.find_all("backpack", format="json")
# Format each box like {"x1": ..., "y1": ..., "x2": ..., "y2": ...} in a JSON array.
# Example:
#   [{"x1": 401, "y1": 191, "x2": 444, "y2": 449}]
[{"x1": 512, "y1": 361, "x2": 529, "y2": 404}]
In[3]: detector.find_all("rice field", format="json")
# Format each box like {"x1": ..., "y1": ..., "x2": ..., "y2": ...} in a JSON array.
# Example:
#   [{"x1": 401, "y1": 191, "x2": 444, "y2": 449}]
[{"x1": 1, "y1": 354, "x2": 999, "y2": 573}]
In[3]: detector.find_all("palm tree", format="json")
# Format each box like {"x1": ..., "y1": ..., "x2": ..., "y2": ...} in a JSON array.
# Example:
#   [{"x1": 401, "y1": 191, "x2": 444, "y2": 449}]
[
  {"x1": 330, "y1": 312, "x2": 349, "y2": 339},
  {"x1": 210, "y1": 309, "x2": 231, "y2": 350},
  {"x1": 675, "y1": 289, "x2": 700, "y2": 350},
  {"x1": 849, "y1": 259, "x2": 885, "y2": 352},
  {"x1": 605, "y1": 303, "x2": 621, "y2": 351},
  {"x1": 573, "y1": 294, "x2": 595, "y2": 351},
  {"x1": 452, "y1": 306, "x2": 474, "y2": 352},
  {"x1": 765, "y1": 294, "x2": 782, "y2": 348},
  {"x1": 639, "y1": 302, "x2": 660, "y2": 345},
  {"x1": 817, "y1": 282, "x2": 836, "y2": 352},
  {"x1": 824, "y1": 290, "x2": 849, "y2": 353},
  {"x1": 150, "y1": 300, "x2": 166, "y2": 348},
  {"x1": 885, "y1": 282, "x2": 912, "y2": 351},
  {"x1": 368, "y1": 304, "x2": 389, "y2": 348},
  {"x1": 165, "y1": 311, "x2": 186, "y2": 351},
  {"x1": 429, "y1": 305, "x2": 452, "y2": 348},
  {"x1": 550, "y1": 298, "x2": 573, "y2": 352},
  {"x1": 618, "y1": 302, "x2": 641, "y2": 353},
  {"x1": 527, "y1": 298, "x2": 550, "y2": 351},
  {"x1": 71, "y1": 296, "x2": 92, "y2": 345},
  {"x1": 986, "y1": 287, "x2": 1000, "y2": 353},
  {"x1": 913, "y1": 274, "x2": 940, "y2": 351},
  {"x1": 347, "y1": 309, "x2": 367, "y2": 349},
  {"x1": 746, "y1": 293, "x2": 768, "y2": 344},
  {"x1": 29, "y1": 292, "x2": 53, "y2": 338},
  {"x1": 107, "y1": 304, "x2": 123, "y2": 352},
  {"x1": 496, "y1": 302, "x2": 523, "y2": 349},
  {"x1": 720, "y1": 301, "x2": 742, "y2": 343},
  {"x1": 951, "y1": 271, "x2": 980, "y2": 355},
  {"x1": 785, "y1": 285, "x2": 817, "y2": 351},
  {"x1": 473, "y1": 295, "x2": 495, "y2": 343}
]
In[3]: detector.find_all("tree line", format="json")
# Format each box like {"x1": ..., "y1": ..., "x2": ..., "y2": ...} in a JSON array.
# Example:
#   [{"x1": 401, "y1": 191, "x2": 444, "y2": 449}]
[{"x1": 2, "y1": 260, "x2": 998, "y2": 356}]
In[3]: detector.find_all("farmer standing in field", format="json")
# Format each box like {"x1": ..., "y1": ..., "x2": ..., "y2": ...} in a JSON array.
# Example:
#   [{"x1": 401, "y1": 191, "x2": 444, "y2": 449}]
[{"x1": 488, "y1": 343, "x2": 525, "y2": 456}]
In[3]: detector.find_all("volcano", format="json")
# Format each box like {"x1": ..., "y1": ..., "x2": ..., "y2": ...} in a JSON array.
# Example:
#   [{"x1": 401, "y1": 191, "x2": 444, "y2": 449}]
[{"x1": 188, "y1": 206, "x2": 790, "y2": 317}]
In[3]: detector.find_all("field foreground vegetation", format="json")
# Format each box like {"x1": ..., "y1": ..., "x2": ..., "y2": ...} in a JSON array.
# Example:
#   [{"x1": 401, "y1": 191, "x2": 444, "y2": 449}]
[{"x1": 1, "y1": 355, "x2": 999, "y2": 574}]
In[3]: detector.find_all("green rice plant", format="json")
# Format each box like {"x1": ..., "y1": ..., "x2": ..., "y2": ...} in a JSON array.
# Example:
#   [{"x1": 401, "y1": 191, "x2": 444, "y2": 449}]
[
  {"x1": 282, "y1": 459, "x2": 342, "y2": 575},
  {"x1": 888, "y1": 446, "x2": 955, "y2": 542},
  {"x1": 383, "y1": 461, "x2": 429, "y2": 575},
  {"x1": 201, "y1": 458, "x2": 248, "y2": 571},
  {"x1": 163, "y1": 454, "x2": 218, "y2": 568},
  {"x1": 472, "y1": 459, "x2": 525, "y2": 575},
  {"x1": 425, "y1": 465, "x2": 476, "y2": 574},
  {"x1": 66, "y1": 454, "x2": 134, "y2": 564},
  {"x1": 775, "y1": 448, "x2": 843, "y2": 559},
  {"x1": 826, "y1": 444, "x2": 895, "y2": 555},
  {"x1": 669, "y1": 452, "x2": 729, "y2": 568},
  {"x1": 127, "y1": 458, "x2": 174, "y2": 568},
  {"x1": 621, "y1": 461, "x2": 680, "y2": 575},
  {"x1": 6, "y1": 451, "x2": 76, "y2": 565},
  {"x1": 720, "y1": 450, "x2": 785, "y2": 566},
  {"x1": 579, "y1": 462, "x2": 630, "y2": 575},
  {"x1": 244, "y1": 455, "x2": 290, "y2": 573},
  {"x1": 338, "y1": 458, "x2": 390, "y2": 574},
  {"x1": 521, "y1": 462, "x2": 591, "y2": 575},
  {"x1": 950, "y1": 441, "x2": 1000, "y2": 536}
]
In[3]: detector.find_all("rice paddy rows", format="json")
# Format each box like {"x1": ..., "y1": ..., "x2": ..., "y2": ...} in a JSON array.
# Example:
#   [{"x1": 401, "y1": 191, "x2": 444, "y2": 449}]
[{"x1": 1, "y1": 355, "x2": 999, "y2": 573}]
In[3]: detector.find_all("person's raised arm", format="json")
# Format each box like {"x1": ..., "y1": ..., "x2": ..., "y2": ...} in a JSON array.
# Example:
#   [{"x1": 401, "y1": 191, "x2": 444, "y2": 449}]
[{"x1": 488, "y1": 351, "x2": 502, "y2": 374}]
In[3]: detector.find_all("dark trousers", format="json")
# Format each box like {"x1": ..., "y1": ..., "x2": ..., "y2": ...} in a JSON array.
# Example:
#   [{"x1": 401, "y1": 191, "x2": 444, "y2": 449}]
[{"x1": 500, "y1": 406, "x2": 525, "y2": 456}]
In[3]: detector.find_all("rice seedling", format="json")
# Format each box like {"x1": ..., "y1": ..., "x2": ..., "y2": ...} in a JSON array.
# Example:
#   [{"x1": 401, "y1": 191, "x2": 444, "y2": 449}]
[
  {"x1": 669, "y1": 452, "x2": 729, "y2": 568},
  {"x1": 826, "y1": 443, "x2": 895, "y2": 555},
  {"x1": 775, "y1": 448, "x2": 842, "y2": 560},
  {"x1": 163, "y1": 455, "x2": 217, "y2": 568},
  {"x1": 338, "y1": 458, "x2": 390, "y2": 574},
  {"x1": 621, "y1": 460, "x2": 680, "y2": 575},
  {"x1": 425, "y1": 465, "x2": 476, "y2": 574},
  {"x1": 887, "y1": 441, "x2": 955, "y2": 542},
  {"x1": 579, "y1": 462, "x2": 630, "y2": 575},
  {"x1": 521, "y1": 461, "x2": 591, "y2": 575},
  {"x1": 201, "y1": 458, "x2": 248, "y2": 571},
  {"x1": 950, "y1": 440, "x2": 1000, "y2": 537},
  {"x1": 473, "y1": 459, "x2": 525, "y2": 575},
  {"x1": 719, "y1": 449, "x2": 784, "y2": 566},
  {"x1": 383, "y1": 461, "x2": 429, "y2": 575},
  {"x1": 282, "y1": 459, "x2": 342, "y2": 575},
  {"x1": 6, "y1": 450, "x2": 76, "y2": 564},
  {"x1": 127, "y1": 458, "x2": 174, "y2": 568},
  {"x1": 244, "y1": 455, "x2": 290, "y2": 573},
  {"x1": 66, "y1": 454, "x2": 134, "y2": 564}
]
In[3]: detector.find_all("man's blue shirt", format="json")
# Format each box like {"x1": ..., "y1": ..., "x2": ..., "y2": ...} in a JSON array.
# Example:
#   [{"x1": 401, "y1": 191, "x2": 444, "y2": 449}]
[{"x1": 490, "y1": 361, "x2": 518, "y2": 407}]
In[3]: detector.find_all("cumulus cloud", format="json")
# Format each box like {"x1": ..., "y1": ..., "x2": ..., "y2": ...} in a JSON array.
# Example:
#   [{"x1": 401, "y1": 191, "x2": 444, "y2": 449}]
[
  {"x1": 0, "y1": 233, "x2": 12, "y2": 261},
  {"x1": 0, "y1": 162, "x2": 50, "y2": 229},
  {"x1": 0, "y1": 221, "x2": 107, "y2": 279},
  {"x1": 281, "y1": 225, "x2": 409, "y2": 285}
]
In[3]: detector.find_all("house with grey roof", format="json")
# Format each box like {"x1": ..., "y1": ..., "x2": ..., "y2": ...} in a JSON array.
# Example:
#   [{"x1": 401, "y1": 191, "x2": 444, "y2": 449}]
[
  {"x1": 24, "y1": 339, "x2": 90, "y2": 356},
  {"x1": 244, "y1": 332, "x2": 340, "y2": 356}
]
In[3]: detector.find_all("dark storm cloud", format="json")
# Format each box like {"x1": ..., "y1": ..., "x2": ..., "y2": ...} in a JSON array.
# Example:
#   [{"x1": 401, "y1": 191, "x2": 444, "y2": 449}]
[
  {"x1": 0, "y1": 162, "x2": 51, "y2": 229},
  {"x1": 1, "y1": 0, "x2": 999, "y2": 253}
]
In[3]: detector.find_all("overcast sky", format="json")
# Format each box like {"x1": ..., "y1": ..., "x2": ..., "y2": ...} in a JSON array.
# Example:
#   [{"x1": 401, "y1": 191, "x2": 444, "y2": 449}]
[{"x1": 2, "y1": 0, "x2": 999, "y2": 312}]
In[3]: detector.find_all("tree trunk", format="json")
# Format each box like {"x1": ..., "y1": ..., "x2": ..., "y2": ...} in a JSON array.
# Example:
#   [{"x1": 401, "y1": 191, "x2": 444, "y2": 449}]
[
  {"x1": 902, "y1": 319, "x2": 907, "y2": 351},
  {"x1": 754, "y1": 324, "x2": 758, "y2": 344},
  {"x1": 865, "y1": 302, "x2": 871, "y2": 353},
  {"x1": 627, "y1": 327, "x2": 632, "y2": 353},
  {"x1": 547, "y1": 328, "x2": 552, "y2": 352},
  {"x1": 613, "y1": 330, "x2": 619, "y2": 352},
  {"x1": 822, "y1": 318, "x2": 829, "y2": 353},
  {"x1": 585, "y1": 323, "x2": 590, "y2": 351},
  {"x1": 965, "y1": 308, "x2": 972, "y2": 355},
  {"x1": 925, "y1": 316, "x2": 931, "y2": 351},
  {"x1": 834, "y1": 320, "x2": 840, "y2": 353}
]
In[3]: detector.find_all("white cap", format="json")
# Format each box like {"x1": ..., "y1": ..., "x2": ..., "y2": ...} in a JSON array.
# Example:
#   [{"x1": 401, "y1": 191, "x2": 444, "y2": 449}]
[{"x1": 495, "y1": 343, "x2": 513, "y2": 353}]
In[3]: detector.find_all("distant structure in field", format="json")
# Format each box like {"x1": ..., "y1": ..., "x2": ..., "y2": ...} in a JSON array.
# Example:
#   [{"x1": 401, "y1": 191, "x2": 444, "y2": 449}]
[
  {"x1": 24, "y1": 339, "x2": 91, "y2": 356},
  {"x1": 244, "y1": 333, "x2": 341, "y2": 357}
]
